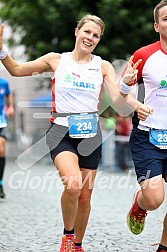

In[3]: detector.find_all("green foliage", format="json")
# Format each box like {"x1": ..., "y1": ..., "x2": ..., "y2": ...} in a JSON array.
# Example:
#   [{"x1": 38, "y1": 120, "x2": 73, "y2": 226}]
[
  {"x1": 0, "y1": 0, "x2": 160, "y2": 61},
  {"x1": 97, "y1": 0, "x2": 159, "y2": 61}
]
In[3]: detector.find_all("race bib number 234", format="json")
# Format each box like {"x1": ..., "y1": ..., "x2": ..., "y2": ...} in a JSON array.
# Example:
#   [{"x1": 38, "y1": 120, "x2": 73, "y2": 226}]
[{"x1": 68, "y1": 113, "x2": 98, "y2": 138}]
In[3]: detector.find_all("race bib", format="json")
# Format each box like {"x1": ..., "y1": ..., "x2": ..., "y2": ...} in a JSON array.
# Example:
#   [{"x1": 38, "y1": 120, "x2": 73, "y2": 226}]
[
  {"x1": 68, "y1": 113, "x2": 98, "y2": 138},
  {"x1": 149, "y1": 128, "x2": 167, "y2": 149}
]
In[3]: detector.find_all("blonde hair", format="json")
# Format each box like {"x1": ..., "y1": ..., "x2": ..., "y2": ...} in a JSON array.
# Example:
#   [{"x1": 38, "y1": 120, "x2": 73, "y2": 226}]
[
  {"x1": 154, "y1": 0, "x2": 167, "y2": 23},
  {"x1": 77, "y1": 14, "x2": 105, "y2": 36}
]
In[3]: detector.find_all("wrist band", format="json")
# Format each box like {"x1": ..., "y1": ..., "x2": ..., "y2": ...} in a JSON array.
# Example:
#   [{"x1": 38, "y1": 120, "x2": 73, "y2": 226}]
[
  {"x1": 0, "y1": 45, "x2": 8, "y2": 60},
  {"x1": 119, "y1": 79, "x2": 132, "y2": 94}
]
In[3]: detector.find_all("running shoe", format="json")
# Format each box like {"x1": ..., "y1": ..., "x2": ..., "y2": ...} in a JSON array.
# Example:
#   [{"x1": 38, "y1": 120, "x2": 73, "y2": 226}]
[
  {"x1": 0, "y1": 185, "x2": 5, "y2": 198},
  {"x1": 60, "y1": 234, "x2": 76, "y2": 252},
  {"x1": 127, "y1": 190, "x2": 147, "y2": 235},
  {"x1": 75, "y1": 247, "x2": 85, "y2": 252},
  {"x1": 156, "y1": 247, "x2": 167, "y2": 252}
]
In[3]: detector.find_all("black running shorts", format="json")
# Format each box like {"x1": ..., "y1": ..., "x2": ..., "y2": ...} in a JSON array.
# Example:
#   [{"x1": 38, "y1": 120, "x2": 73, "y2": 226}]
[
  {"x1": 0, "y1": 127, "x2": 7, "y2": 139},
  {"x1": 46, "y1": 123, "x2": 102, "y2": 170}
]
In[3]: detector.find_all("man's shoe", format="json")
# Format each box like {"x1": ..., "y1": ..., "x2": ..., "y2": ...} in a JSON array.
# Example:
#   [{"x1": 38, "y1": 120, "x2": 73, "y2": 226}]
[
  {"x1": 75, "y1": 247, "x2": 85, "y2": 252},
  {"x1": 127, "y1": 190, "x2": 147, "y2": 235},
  {"x1": 0, "y1": 185, "x2": 5, "y2": 199},
  {"x1": 60, "y1": 234, "x2": 76, "y2": 252}
]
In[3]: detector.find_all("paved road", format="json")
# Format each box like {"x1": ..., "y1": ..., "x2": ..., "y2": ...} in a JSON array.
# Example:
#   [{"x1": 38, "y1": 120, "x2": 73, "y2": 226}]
[{"x1": 0, "y1": 159, "x2": 166, "y2": 252}]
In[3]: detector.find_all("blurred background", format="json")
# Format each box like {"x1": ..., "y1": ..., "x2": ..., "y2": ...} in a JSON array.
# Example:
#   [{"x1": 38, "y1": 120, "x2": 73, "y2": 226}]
[{"x1": 0, "y1": 0, "x2": 160, "y2": 170}]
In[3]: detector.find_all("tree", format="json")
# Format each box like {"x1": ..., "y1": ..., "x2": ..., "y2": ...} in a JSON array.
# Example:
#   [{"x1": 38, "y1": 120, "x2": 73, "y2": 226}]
[
  {"x1": 0, "y1": 0, "x2": 100, "y2": 59},
  {"x1": 0, "y1": 0, "x2": 159, "y2": 62},
  {"x1": 98, "y1": 0, "x2": 159, "y2": 61}
]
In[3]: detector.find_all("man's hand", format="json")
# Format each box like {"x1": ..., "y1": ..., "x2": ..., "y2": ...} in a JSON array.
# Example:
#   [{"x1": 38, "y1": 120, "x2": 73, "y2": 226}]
[
  {"x1": 122, "y1": 56, "x2": 142, "y2": 86},
  {"x1": 136, "y1": 104, "x2": 153, "y2": 121},
  {"x1": 7, "y1": 106, "x2": 15, "y2": 118}
]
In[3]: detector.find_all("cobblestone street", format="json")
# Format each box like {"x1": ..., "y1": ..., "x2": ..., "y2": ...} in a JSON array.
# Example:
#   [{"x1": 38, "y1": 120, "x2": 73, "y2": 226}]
[{"x1": 0, "y1": 159, "x2": 166, "y2": 252}]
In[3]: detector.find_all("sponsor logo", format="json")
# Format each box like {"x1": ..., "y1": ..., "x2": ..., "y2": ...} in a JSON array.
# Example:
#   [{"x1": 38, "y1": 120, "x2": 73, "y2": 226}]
[
  {"x1": 88, "y1": 68, "x2": 99, "y2": 72},
  {"x1": 159, "y1": 80, "x2": 167, "y2": 89}
]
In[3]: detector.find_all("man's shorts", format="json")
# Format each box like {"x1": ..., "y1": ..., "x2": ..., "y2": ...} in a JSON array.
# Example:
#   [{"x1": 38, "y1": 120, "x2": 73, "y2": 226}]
[
  {"x1": 0, "y1": 127, "x2": 7, "y2": 139},
  {"x1": 129, "y1": 127, "x2": 167, "y2": 183},
  {"x1": 46, "y1": 123, "x2": 102, "y2": 170}
]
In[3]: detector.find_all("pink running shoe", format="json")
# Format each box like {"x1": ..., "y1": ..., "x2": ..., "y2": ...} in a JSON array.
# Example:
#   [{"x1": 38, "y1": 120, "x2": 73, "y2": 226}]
[
  {"x1": 60, "y1": 234, "x2": 76, "y2": 252},
  {"x1": 156, "y1": 248, "x2": 167, "y2": 252}
]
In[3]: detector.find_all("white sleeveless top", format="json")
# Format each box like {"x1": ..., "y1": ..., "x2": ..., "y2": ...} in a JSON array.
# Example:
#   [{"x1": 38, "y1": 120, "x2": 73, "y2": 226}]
[{"x1": 50, "y1": 52, "x2": 103, "y2": 126}]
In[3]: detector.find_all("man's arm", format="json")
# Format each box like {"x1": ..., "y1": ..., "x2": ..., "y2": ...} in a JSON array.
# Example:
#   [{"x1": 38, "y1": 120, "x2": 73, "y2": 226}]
[{"x1": 6, "y1": 93, "x2": 14, "y2": 118}]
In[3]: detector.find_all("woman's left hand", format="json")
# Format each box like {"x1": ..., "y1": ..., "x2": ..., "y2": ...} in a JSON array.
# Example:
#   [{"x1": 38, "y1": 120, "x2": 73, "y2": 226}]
[{"x1": 122, "y1": 56, "x2": 142, "y2": 86}]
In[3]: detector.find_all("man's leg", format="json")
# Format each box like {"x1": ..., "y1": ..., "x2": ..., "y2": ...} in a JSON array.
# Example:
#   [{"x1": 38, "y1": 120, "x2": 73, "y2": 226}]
[
  {"x1": 0, "y1": 136, "x2": 6, "y2": 198},
  {"x1": 0, "y1": 156, "x2": 5, "y2": 182},
  {"x1": 127, "y1": 175, "x2": 165, "y2": 235},
  {"x1": 0, "y1": 136, "x2": 6, "y2": 179},
  {"x1": 139, "y1": 175, "x2": 164, "y2": 210},
  {"x1": 159, "y1": 213, "x2": 167, "y2": 248},
  {"x1": 156, "y1": 173, "x2": 167, "y2": 251}
]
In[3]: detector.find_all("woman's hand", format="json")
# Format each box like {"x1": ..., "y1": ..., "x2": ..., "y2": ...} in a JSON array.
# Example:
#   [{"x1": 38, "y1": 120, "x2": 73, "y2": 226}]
[
  {"x1": 122, "y1": 56, "x2": 142, "y2": 86},
  {"x1": 0, "y1": 24, "x2": 4, "y2": 50}
]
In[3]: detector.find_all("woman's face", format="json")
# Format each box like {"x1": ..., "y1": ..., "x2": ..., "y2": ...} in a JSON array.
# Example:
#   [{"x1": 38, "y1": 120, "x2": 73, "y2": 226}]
[{"x1": 75, "y1": 21, "x2": 101, "y2": 54}]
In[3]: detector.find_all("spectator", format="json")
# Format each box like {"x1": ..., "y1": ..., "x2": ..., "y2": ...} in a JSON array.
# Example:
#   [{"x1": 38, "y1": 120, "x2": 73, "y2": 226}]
[{"x1": 0, "y1": 77, "x2": 14, "y2": 198}]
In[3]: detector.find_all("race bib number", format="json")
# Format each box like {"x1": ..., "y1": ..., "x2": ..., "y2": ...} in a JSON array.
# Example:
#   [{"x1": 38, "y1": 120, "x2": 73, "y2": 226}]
[
  {"x1": 149, "y1": 128, "x2": 167, "y2": 149},
  {"x1": 68, "y1": 113, "x2": 98, "y2": 138}
]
